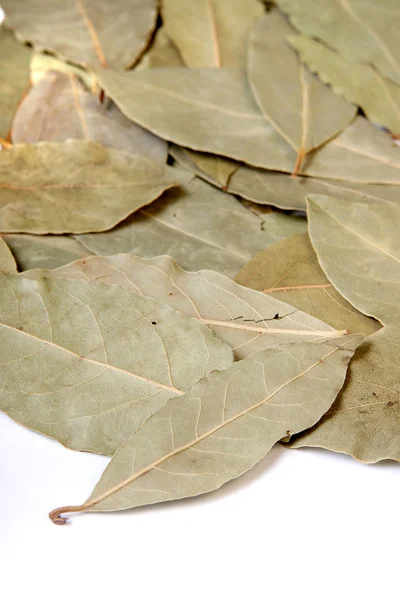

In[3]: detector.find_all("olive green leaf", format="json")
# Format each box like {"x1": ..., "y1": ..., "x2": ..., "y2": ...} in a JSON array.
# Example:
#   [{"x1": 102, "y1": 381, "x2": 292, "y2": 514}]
[
  {"x1": 248, "y1": 10, "x2": 356, "y2": 173},
  {"x1": 0, "y1": 237, "x2": 17, "y2": 274},
  {"x1": 288, "y1": 197, "x2": 400, "y2": 462},
  {"x1": 0, "y1": 26, "x2": 31, "y2": 139},
  {"x1": 289, "y1": 326, "x2": 400, "y2": 462},
  {"x1": 171, "y1": 144, "x2": 400, "y2": 210},
  {"x1": 290, "y1": 34, "x2": 400, "y2": 136},
  {"x1": 307, "y1": 196, "x2": 400, "y2": 325},
  {"x1": 162, "y1": 0, "x2": 264, "y2": 67},
  {"x1": 2, "y1": 234, "x2": 93, "y2": 271},
  {"x1": 277, "y1": 0, "x2": 400, "y2": 86},
  {"x1": 26, "y1": 253, "x2": 346, "y2": 360},
  {"x1": 11, "y1": 71, "x2": 168, "y2": 162},
  {"x1": 75, "y1": 173, "x2": 306, "y2": 277},
  {"x1": 94, "y1": 67, "x2": 400, "y2": 182},
  {"x1": 0, "y1": 275, "x2": 233, "y2": 455},
  {"x1": 136, "y1": 27, "x2": 184, "y2": 70},
  {"x1": 49, "y1": 333, "x2": 362, "y2": 522},
  {"x1": 235, "y1": 233, "x2": 380, "y2": 337},
  {"x1": 0, "y1": 141, "x2": 180, "y2": 234},
  {"x1": 2, "y1": 0, "x2": 158, "y2": 70},
  {"x1": 30, "y1": 51, "x2": 96, "y2": 91}
]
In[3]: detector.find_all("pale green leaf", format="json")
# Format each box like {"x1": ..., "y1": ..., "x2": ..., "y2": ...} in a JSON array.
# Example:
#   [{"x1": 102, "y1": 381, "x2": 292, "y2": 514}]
[
  {"x1": 0, "y1": 275, "x2": 233, "y2": 455},
  {"x1": 290, "y1": 34, "x2": 400, "y2": 136},
  {"x1": 162, "y1": 0, "x2": 264, "y2": 67},
  {"x1": 0, "y1": 141, "x2": 179, "y2": 234},
  {"x1": 11, "y1": 71, "x2": 168, "y2": 162},
  {"x1": 136, "y1": 27, "x2": 184, "y2": 70},
  {"x1": 171, "y1": 143, "x2": 400, "y2": 210},
  {"x1": 235, "y1": 233, "x2": 380, "y2": 337},
  {"x1": 248, "y1": 10, "x2": 356, "y2": 168},
  {"x1": 95, "y1": 67, "x2": 400, "y2": 182},
  {"x1": 308, "y1": 196, "x2": 400, "y2": 325},
  {"x1": 75, "y1": 173, "x2": 306, "y2": 277},
  {"x1": 26, "y1": 253, "x2": 344, "y2": 360},
  {"x1": 2, "y1": 0, "x2": 158, "y2": 70},
  {"x1": 0, "y1": 26, "x2": 31, "y2": 138},
  {"x1": 2, "y1": 234, "x2": 93, "y2": 271},
  {"x1": 277, "y1": 0, "x2": 400, "y2": 85},
  {"x1": 0, "y1": 237, "x2": 17, "y2": 274},
  {"x1": 49, "y1": 334, "x2": 362, "y2": 522},
  {"x1": 30, "y1": 51, "x2": 96, "y2": 90}
]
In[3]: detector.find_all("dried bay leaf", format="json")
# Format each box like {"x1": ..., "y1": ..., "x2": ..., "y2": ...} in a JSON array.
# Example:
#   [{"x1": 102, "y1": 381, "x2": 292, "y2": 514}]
[
  {"x1": 11, "y1": 71, "x2": 168, "y2": 163},
  {"x1": 290, "y1": 34, "x2": 400, "y2": 136},
  {"x1": 75, "y1": 174, "x2": 306, "y2": 277},
  {"x1": 162, "y1": 0, "x2": 264, "y2": 67},
  {"x1": 2, "y1": 0, "x2": 158, "y2": 70},
  {"x1": 2, "y1": 234, "x2": 93, "y2": 271},
  {"x1": 0, "y1": 141, "x2": 179, "y2": 234},
  {"x1": 30, "y1": 51, "x2": 96, "y2": 90},
  {"x1": 95, "y1": 68, "x2": 400, "y2": 183},
  {"x1": 49, "y1": 334, "x2": 362, "y2": 522},
  {"x1": 0, "y1": 275, "x2": 233, "y2": 455},
  {"x1": 307, "y1": 196, "x2": 400, "y2": 326},
  {"x1": 288, "y1": 197, "x2": 400, "y2": 462},
  {"x1": 289, "y1": 326, "x2": 400, "y2": 462},
  {"x1": 0, "y1": 237, "x2": 17, "y2": 274},
  {"x1": 235, "y1": 233, "x2": 380, "y2": 337},
  {"x1": 277, "y1": 0, "x2": 400, "y2": 86},
  {"x1": 26, "y1": 253, "x2": 345, "y2": 360},
  {"x1": 0, "y1": 26, "x2": 31, "y2": 138},
  {"x1": 248, "y1": 10, "x2": 356, "y2": 172},
  {"x1": 171, "y1": 144, "x2": 400, "y2": 211}
]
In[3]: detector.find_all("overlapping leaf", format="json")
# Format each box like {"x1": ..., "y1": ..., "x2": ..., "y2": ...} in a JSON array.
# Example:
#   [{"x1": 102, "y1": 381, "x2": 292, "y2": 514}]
[
  {"x1": 289, "y1": 197, "x2": 400, "y2": 462},
  {"x1": 26, "y1": 253, "x2": 345, "y2": 360},
  {"x1": 0, "y1": 141, "x2": 179, "y2": 234},
  {"x1": 49, "y1": 334, "x2": 362, "y2": 522},
  {"x1": 2, "y1": 0, "x2": 158, "y2": 70},
  {"x1": 0, "y1": 26, "x2": 31, "y2": 139},
  {"x1": 277, "y1": 0, "x2": 400, "y2": 85},
  {"x1": 290, "y1": 34, "x2": 400, "y2": 136},
  {"x1": 248, "y1": 10, "x2": 356, "y2": 172},
  {"x1": 136, "y1": 27, "x2": 184, "y2": 70},
  {"x1": 162, "y1": 0, "x2": 264, "y2": 67},
  {"x1": 0, "y1": 275, "x2": 233, "y2": 455},
  {"x1": 94, "y1": 67, "x2": 400, "y2": 182},
  {"x1": 235, "y1": 233, "x2": 380, "y2": 336},
  {"x1": 11, "y1": 71, "x2": 168, "y2": 162},
  {"x1": 74, "y1": 173, "x2": 307, "y2": 277},
  {"x1": 0, "y1": 237, "x2": 17, "y2": 274}
]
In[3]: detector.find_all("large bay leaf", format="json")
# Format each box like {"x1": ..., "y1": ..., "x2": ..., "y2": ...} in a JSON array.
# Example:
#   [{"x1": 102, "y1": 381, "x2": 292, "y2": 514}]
[
  {"x1": 75, "y1": 174, "x2": 306, "y2": 277},
  {"x1": 171, "y1": 144, "x2": 400, "y2": 210},
  {"x1": 0, "y1": 275, "x2": 233, "y2": 455},
  {"x1": 11, "y1": 72, "x2": 168, "y2": 162},
  {"x1": 248, "y1": 10, "x2": 356, "y2": 171},
  {"x1": 235, "y1": 233, "x2": 380, "y2": 337},
  {"x1": 162, "y1": 0, "x2": 264, "y2": 67},
  {"x1": 2, "y1": 0, "x2": 158, "y2": 70},
  {"x1": 308, "y1": 196, "x2": 400, "y2": 325},
  {"x1": 0, "y1": 26, "x2": 31, "y2": 138},
  {"x1": 2, "y1": 234, "x2": 93, "y2": 271},
  {"x1": 49, "y1": 334, "x2": 362, "y2": 522},
  {"x1": 0, "y1": 141, "x2": 179, "y2": 234},
  {"x1": 290, "y1": 34, "x2": 400, "y2": 136},
  {"x1": 288, "y1": 196, "x2": 400, "y2": 462},
  {"x1": 26, "y1": 253, "x2": 346, "y2": 360},
  {"x1": 289, "y1": 326, "x2": 400, "y2": 462},
  {"x1": 136, "y1": 27, "x2": 184, "y2": 70},
  {"x1": 96, "y1": 67, "x2": 400, "y2": 182},
  {"x1": 277, "y1": 0, "x2": 400, "y2": 85},
  {"x1": 0, "y1": 237, "x2": 17, "y2": 273}
]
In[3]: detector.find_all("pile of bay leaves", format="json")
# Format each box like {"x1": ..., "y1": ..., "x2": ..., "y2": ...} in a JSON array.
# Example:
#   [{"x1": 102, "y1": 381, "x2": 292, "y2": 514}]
[{"x1": 0, "y1": 0, "x2": 399, "y2": 525}]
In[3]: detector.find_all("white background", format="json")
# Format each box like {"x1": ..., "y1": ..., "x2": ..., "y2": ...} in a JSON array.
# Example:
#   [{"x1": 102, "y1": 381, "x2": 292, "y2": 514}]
[{"x1": 1, "y1": 7, "x2": 399, "y2": 600}]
